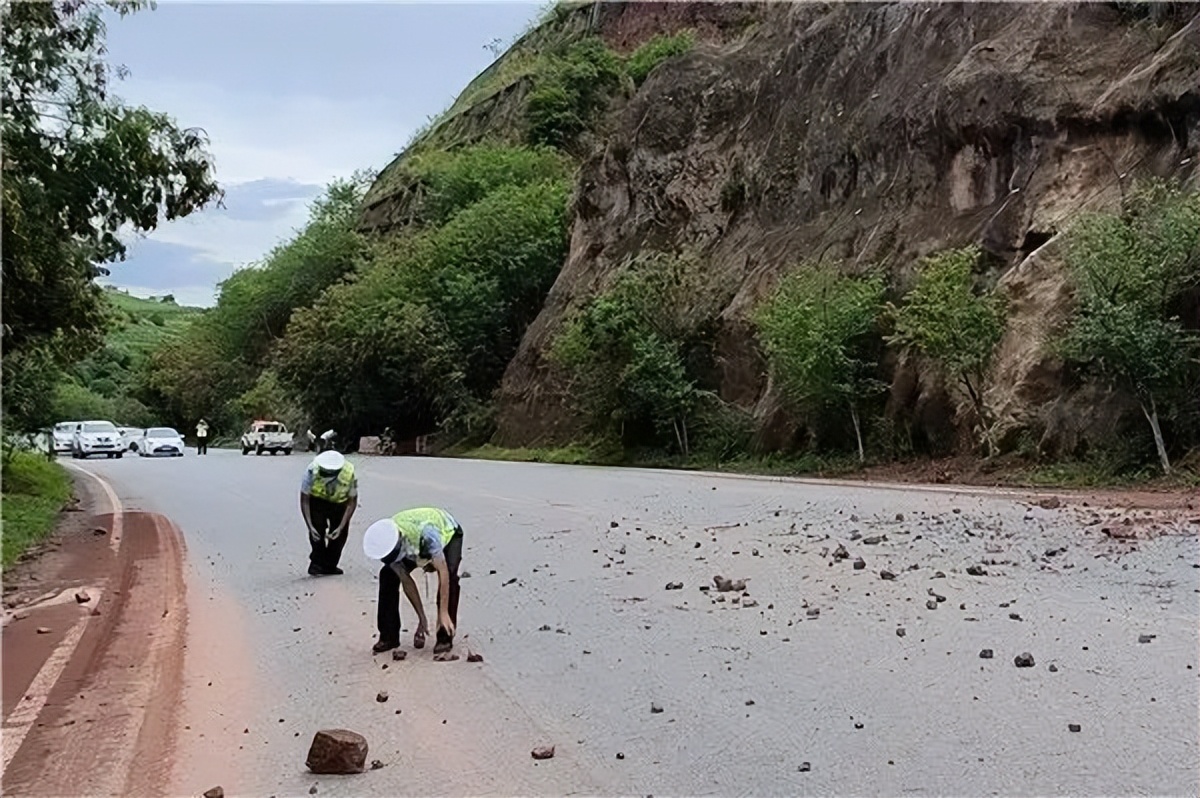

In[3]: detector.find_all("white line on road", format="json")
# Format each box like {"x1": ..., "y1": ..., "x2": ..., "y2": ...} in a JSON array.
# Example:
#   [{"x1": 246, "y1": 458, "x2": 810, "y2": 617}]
[{"x1": 1, "y1": 464, "x2": 122, "y2": 778}]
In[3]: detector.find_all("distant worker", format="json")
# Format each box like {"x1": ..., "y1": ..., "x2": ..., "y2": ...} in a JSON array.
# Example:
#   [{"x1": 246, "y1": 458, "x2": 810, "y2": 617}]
[
  {"x1": 300, "y1": 450, "x2": 358, "y2": 576},
  {"x1": 363, "y1": 507, "x2": 464, "y2": 655},
  {"x1": 195, "y1": 418, "x2": 209, "y2": 455},
  {"x1": 307, "y1": 428, "x2": 336, "y2": 453}
]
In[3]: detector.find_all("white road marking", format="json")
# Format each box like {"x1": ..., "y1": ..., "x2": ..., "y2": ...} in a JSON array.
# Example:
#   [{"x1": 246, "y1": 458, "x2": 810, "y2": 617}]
[{"x1": 1, "y1": 464, "x2": 122, "y2": 777}]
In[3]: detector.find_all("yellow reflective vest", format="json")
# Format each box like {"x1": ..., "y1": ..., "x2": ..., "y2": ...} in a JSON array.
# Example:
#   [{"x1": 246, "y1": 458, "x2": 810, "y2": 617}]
[
  {"x1": 393, "y1": 507, "x2": 457, "y2": 557},
  {"x1": 307, "y1": 463, "x2": 355, "y2": 504}
]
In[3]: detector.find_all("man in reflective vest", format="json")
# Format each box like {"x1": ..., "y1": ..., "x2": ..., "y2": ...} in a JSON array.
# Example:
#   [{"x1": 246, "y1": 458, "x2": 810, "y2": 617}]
[
  {"x1": 300, "y1": 450, "x2": 358, "y2": 576},
  {"x1": 363, "y1": 507, "x2": 464, "y2": 655}
]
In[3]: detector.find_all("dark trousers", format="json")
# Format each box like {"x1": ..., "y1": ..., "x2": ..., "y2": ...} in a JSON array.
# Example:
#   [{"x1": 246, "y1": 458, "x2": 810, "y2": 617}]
[
  {"x1": 308, "y1": 497, "x2": 348, "y2": 570},
  {"x1": 197, "y1": 438, "x2": 208, "y2": 455},
  {"x1": 378, "y1": 528, "x2": 463, "y2": 644}
]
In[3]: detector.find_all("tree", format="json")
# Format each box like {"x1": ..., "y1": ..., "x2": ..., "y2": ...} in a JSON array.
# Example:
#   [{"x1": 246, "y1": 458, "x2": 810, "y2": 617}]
[
  {"x1": 756, "y1": 264, "x2": 886, "y2": 462},
  {"x1": 888, "y1": 246, "x2": 1007, "y2": 456},
  {"x1": 1, "y1": 0, "x2": 221, "y2": 429},
  {"x1": 1059, "y1": 180, "x2": 1200, "y2": 474}
]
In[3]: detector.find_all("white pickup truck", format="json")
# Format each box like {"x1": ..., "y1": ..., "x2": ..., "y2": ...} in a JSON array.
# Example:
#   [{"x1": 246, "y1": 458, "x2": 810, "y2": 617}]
[{"x1": 241, "y1": 420, "x2": 294, "y2": 456}]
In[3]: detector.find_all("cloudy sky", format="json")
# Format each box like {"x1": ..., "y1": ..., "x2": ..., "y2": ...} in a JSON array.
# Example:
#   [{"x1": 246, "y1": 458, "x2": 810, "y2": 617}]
[{"x1": 100, "y1": 1, "x2": 542, "y2": 307}]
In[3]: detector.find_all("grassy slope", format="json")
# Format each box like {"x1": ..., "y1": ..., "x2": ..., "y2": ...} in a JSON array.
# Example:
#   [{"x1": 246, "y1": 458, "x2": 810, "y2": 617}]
[
  {"x1": 1, "y1": 451, "x2": 72, "y2": 567},
  {"x1": 103, "y1": 289, "x2": 201, "y2": 356}
]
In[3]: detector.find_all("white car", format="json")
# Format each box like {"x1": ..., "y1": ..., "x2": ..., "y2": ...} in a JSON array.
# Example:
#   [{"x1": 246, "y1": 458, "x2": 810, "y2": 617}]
[
  {"x1": 138, "y1": 427, "x2": 186, "y2": 457},
  {"x1": 53, "y1": 421, "x2": 81, "y2": 454},
  {"x1": 72, "y1": 420, "x2": 123, "y2": 459},
  {"x1": 120, "y1": 427, "x2": 145, "y2": 452}
]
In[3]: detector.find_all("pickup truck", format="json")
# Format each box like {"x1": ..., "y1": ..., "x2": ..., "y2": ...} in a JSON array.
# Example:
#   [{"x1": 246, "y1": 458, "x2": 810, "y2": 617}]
[{"x1": 241, "y1": 420, "x2": 294, "y2": 456}]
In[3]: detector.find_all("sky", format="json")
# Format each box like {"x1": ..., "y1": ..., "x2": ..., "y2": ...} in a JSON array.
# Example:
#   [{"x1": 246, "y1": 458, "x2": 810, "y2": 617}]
[{"x1": 99, "y1": 1, "x2": 542, "y2": 307}]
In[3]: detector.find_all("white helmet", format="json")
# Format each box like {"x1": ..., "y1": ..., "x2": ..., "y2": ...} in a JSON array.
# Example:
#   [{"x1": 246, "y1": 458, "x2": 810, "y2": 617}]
[
  {"x1": 363, "y1": 518, "x2": 400, "y2": 560},
  {"x1": 314, "y1": 450, "x2": 345, "y2": 472}
]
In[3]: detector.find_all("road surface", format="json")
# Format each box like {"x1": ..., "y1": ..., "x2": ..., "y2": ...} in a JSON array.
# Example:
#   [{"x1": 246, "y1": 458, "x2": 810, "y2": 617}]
[{"x1": 15, "y1": 450, "x2": 1200, "y2": 795}]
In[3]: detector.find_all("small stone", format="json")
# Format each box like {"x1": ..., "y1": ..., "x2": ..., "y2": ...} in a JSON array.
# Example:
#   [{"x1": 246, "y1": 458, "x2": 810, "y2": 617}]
[
  {"x1": 1014, "y1": 652, "x2": 1035, "y2": 668},
  {"x1": 1138, "y1": 634, "x2": 1155, "y2": 643},
  {"x1": 1048, "y1": 664, "x2": 1059, "y2": 672},
  {"x1": 306, "y1": 729, "x2": 368, "y2": 774},
  {"x1": 853, "y1": 557, "x2": 866, "y2": 570},
  {"x1": 980, "y1": 649, "x2": 994, "y2": 659},
  {"x1": 376, "y1": 691, "x2": 388, "y2": 703},
  {"x1": 966, "y1": 565, "x2": 987, "y2": 576},
  {"x1": 879, "y1": 570, "x2": 896, "y2": 581},
  {"x1": 849, "y1": 531, "x2": 862, "y2": 541},
  {"x1": 92, "y1": 527, "x2": 107, "y2": 536},
  {"x1": 370, "y1": 759, "x2": 385, "y2": 770},
  {"x1": 74, "y1": 590, "x2": 91, "y2": 604},
  {"x1": 1038, "y1": 497, "x2": 1061, "y2": 510},
  {"x1": 832, "y1": 544, "x2": 849, "y2": 560},
  {"x1": 433, "y1": 653, "x2": 460, "y2": 662},
  {"x1": 467, "y1": 653, "x2": 484, "y2": 663},
  {"x1": 616, "y1": 752, "x2": 625, "y2": 760},
  {"x1": 806, "y1": 608, "x2": 820, "y2": 618},
  {"x1": 926, "y1": 600, "x2": 938, "y2": 610},
  {"x1": 36, "y1": 626, "x2": 51, "y2": 634},
  {"x1": 461, "y1": 571, "x2": 471, "y2": 578},
  {"x1": 745, "y1": 699, "x2": 755, "y2": 706},
  {"x1": 664, "y1": 582, "x2": 683, "y2": 590},
  {"x1": 1009, "y1": 613, "x2": 1022, "y2": 621},
  {"x1": 539, "y1": 624, "x2": 551, "y2": 631},
  {"x1": 863, "y1": 535, "x2": 883, "y2": 545},
  {"x1": 798, "y1": 762, "x2": 812, "y2": 772},
  {"x1": 531, "y1": 745, "x2": 555, "y2": 760},
  {"x1": 610, "y1": 521, "x2": 619, "y2": 528},
  {"x1": 308, "y1": 787, "x2": 317, "y2": 796},
  {"x1": 392, "y1": 649, "x2": 407, "y2": 661},
  {"x1": 895, "y1": 513, "x2": 905, "y2": 522},
  {"x1": 203, "y1": 788, "x2": 224, "y2": 798},
  {"x1": 742, "y1": 598, "x2": 759, "y2": 608},
  {"x1": 896, "y1": 627, "x2": 906, "y2": 637},
  {"x1": 650, "y1": 703, "x2": 663, "y2": 714},
  {"x1": 1068, "y1": 723, "x2": 1081, "y2": 733}
]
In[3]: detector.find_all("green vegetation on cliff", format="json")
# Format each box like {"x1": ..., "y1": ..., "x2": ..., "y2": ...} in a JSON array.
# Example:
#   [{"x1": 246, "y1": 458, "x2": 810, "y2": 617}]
[{"x1": 1, "y1": 451, "x2": 72, "y2": 567}]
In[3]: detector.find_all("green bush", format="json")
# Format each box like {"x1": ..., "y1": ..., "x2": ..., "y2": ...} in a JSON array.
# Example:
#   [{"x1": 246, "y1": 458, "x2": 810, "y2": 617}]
[
  {"x1": 889, "y1": 246, "x2": 1007, "y2": 456},
  {"x1": 526, "y1": 36, "x2": 623, "y2": 149},
  {"x1": 2, "y1": 450, "x2": 71, "y2": 567},
  {"x1": 627, "y1": 30, "x2": 695, "y2": 86},
  {"x1": 1060, "y1": 179, "x2": 1200, "y2": 474},
  {"x1": 755, "y1": 263, "x2": 887, "y2": 461}
]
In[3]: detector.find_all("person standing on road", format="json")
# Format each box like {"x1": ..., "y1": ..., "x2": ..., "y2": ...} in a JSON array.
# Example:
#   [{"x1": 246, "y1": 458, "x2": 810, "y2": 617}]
[
  {"x1": 195, "y1": 419, "x2": 209, "y2": 455},
  {"x1": 300, "y1": 450, "x2": 358, "y2": 576},
  {"x1": 363, "y1": 507, "x2": 463, "y2": 655}
]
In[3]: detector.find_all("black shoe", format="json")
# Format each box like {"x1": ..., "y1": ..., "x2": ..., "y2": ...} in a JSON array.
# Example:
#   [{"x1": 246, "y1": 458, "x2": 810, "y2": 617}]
[
  {"x1": 372, "y1": 639, "x2": 400, "y2": 654},
  {"x1": 307, "y1": 563, "x2": 323, "y2": 576},
  {"x1": 328, "y1": 566, "x2": 344, "y2": 575}
]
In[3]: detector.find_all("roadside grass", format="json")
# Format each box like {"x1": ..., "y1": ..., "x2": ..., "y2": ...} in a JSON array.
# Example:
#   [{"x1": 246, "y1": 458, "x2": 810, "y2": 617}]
[
  {"x1": 1, "y1": 451, "x2": 72, "y2": 568},
  {"x1": 1008, "y1": 460, "x2": 1200, "y2": 489},
  {"x1": 460, "y1": 442, "x2": 622, "y2": 466}
]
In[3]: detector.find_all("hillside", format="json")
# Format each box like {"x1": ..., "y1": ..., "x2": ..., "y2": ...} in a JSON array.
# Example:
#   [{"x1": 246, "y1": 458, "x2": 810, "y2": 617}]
[{"x1": 362, "y1": 1, "x2": 1199, "y2": 471}]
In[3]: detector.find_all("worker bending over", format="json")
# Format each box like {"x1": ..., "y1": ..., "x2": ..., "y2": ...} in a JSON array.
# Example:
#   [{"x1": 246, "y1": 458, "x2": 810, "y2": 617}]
[
  {"x1": 363, "y1": 507, "x2": 463, "y2": 655},
  {"x1": 300, "y1": 450, "x2": 358, "y2": 575}
]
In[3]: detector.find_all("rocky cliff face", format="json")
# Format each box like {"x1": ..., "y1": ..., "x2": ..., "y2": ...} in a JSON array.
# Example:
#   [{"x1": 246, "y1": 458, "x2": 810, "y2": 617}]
[{"x1": 368, "y1": 2, "x2": 1200, "y2": 455}]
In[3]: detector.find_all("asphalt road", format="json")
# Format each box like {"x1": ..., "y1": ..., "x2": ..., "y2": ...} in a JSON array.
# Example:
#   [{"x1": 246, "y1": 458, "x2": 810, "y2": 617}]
[{"x1": 77, "y1": 449, "x2": 1199, "y2": 797}]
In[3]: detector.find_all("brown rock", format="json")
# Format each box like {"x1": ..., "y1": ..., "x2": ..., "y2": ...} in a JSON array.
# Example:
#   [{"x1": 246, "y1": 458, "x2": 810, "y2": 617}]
[
  {"x1": 92, "y1": 527, "x2": 107, "y2": 536},
  {"x1": 306, "y1": 729, "x2": 368, "y2": 774},
  {"x1": 531, "y1": 745, "x2": 555, "y2": 760},
  {"x1": 202, "y1": 788, "x2": 224, "y2": 798},
  {"x1": 1014, "y1": 652, "x2": 1035, "y2": 668},
  {"x1": 879, "y1": 570, "x2": 896, "y2": 581},
  {"x1": 36, "y1": 626, "x2": 51, "y2": 634},
  {"x1": 370, "y1": 759, "x2": 386, "y2": 770},
  {"x1": 391, "y1": 648, "x2": 407, "y2": 661},
  {"x1": 75, "y1": 590, "x2": 91, "y2": 604},
  {"x1": 467, "y1": 652, "x2": 484, "y2": 663},
  {"x1": 832, "y1": 544, "x2": 849, "y2": 560},
  {"x1": 1037, "y1": 497, "x2": 1061, "y2": 510},
  {"x1": 376, "y1": 691, "x2": 388, "y2": 703}
]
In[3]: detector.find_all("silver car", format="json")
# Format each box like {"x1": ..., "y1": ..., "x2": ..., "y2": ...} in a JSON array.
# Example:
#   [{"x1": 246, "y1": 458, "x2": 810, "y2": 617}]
[
  {"x1": 138, "y1": 427, "x2": 186, "y2": 457},
  {"x1": 52, "y1": 421, "x2": 81, "y2": 454}
]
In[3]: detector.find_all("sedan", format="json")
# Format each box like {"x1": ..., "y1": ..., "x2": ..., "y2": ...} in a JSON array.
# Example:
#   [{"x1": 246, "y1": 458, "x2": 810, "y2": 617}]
[
  {"x1": 52, "y1": 422, "x2": 81, "y2": 454},
  {"x1": 138, "y1": 427, "x2": 186, "y2": 457}
]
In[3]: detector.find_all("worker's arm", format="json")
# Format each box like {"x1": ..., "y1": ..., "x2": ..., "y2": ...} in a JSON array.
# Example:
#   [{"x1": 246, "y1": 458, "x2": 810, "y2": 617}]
[
  {"x1": 334, "y1": 495, "x2": 358, "y2": 536},
  {"x1": 433, "y1": 556, "x2": 454, "y2": 637},
  {"x1": 398, "y1": 567, "x2": 428, "y2": 635},
  {"x1": 299, "y1": 493, "x2": 317, "y2": 540}
]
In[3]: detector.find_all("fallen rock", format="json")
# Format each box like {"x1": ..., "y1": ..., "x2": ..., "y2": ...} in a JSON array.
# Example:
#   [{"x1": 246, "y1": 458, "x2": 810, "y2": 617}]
[
  {"x1": 616, "y1": 752, "x2": 625, "y2": 760},
  {"x1": 1138, "y1": 634, "x2": 1155, "y2": 644},
  {"x1": 966, "y1": 565, "x2": 987, "y2": 576},
  {"x1": 1009, "y1": 613, "x2": 1023, "y2": 621},
  {"x1": 74, "y1": 590, "x2": 91, "y2": 604},
  {"x1": 1049, "y1": 664, "x2": 1059, "y2": 672},
  {"x1": 370, "y1": 760, "x2": 385, "y2": 770},
  {"x1": 849, "y1": 531, "x2": 862, "y2": 541},
  {"x1": 391, "y1": 649, "x2": 407, "y2": 661},
  {"x1": 832, "y1": 544, "x2": 849, "y2": 560},
  {"x1": 203, "y1": 787, "x2": 224, "y2": 798},
  {"x1": 926, "y1": 600, "x2": 938, "y2": 610},
  {"x1": 610, "y1": 521, "x2": 619, "y2": 528},
  {"x1": 309, "y1": 786, "x2": 318, "y2": 795},
  {"x1": 879, "y1": 570, "x2": 896, "y2": 581},
  {"x1": 531, "y1": 745, "x2": 555, "y2": 760},
  {"x1": 806, "y1": 608, "x2": 820, "y2": 618},
  {"x1": 92, "y1": 527, "x2": 107, "y2": 536},
  {"x1": 980, "y1": 649, "x2": 994, "y2": 659},
  {"x1": 742, "y1": 598, "x2": 759, "y2": 608},
  {"x1": 1038, "y1": 497, "x2": 1062, "y2": 510},
  {"x1": 467, "y1": 653, "x2": 484, "y2": 663},
  {"x1": 1068, "y1": 723, "x2": 1081, "y2": 733},
  {"x1": 896, "y1": 627, "x2": 906, "y2": 637},
  {"x1": 306, "y1": 729, "x2": 368, "y2": 774},
  {"x1": 376, "y1": 691, "x2": 388, "y2": 703},
  {"x1": 1014, "y1": 652, "x2": 1035, "y2": 668},
  {"x1": 713, "y1": 575, "x2": 747, "y2": 592},
  {"x1": 433, "y1": 653, "x2": 460, "y2": 662},
  {"x1": 863, "y1": 535, "x2": 884, "y2": 545},
  {"x1": 538, "y1": 624, "x2": 551, "y2": 631},
  {"x1": 665, "y1": 582, "x2": 683, "y2": 590},
  {"x1": 650, "y1": 703, "x2": 664, "y2": 714},
  {"x1": 36, "y1": 627, "x2": 51, "y2": 634},
  {"x1": 895, "y1": 513, "x2": 905, "y2": 522},
  {"x1": 798, "y1": 761, "x2": 812, "y2": 772},
  {"x1": 853, "y1": 557, "x2": 866, "y2": 570},
  {"x1": 460, "y1": 571, "x2": 471, "y2": 578}
]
